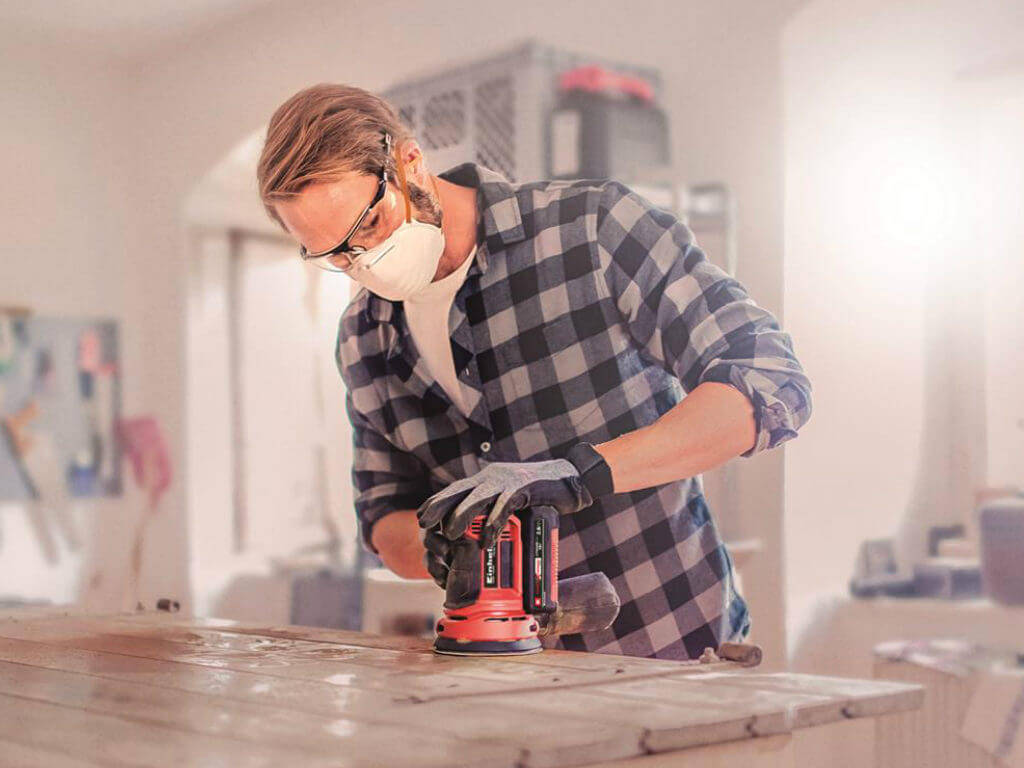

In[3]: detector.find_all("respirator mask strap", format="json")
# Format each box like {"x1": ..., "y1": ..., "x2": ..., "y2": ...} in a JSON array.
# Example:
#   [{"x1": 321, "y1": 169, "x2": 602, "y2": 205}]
[{"x1": 392, "y1": 142, "x2": 414, "y2": 224}]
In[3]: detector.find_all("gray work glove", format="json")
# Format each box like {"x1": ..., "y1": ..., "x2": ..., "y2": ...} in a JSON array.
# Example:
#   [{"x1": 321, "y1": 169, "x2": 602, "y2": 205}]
[{"x1": 416, "y1": 459, "x2": 593, "y2": 550}]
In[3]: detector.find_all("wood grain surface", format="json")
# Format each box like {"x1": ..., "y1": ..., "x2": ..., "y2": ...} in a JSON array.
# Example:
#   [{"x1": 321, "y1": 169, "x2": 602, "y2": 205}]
[{"x1": 0, "y1": 608, "x2": 922, "y2": 767}]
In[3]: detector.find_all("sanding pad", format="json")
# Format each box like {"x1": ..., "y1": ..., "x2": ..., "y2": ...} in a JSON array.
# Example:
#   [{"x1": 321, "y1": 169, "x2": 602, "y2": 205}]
[{"x1": 432, "y1": 636, "x2": 543, "y2": 656}]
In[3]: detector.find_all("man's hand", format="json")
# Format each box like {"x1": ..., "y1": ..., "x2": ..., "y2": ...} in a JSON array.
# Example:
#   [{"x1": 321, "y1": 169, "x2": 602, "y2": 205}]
[
  {"x1": 416, "y1": 459, "x2": 593, "y2": 549},
  {"x1": 420, "y1": 526, "x2": 451, "y2": 589},
  {"x1": 371, "y1": 510, "x2": 431, "y2": 580}
]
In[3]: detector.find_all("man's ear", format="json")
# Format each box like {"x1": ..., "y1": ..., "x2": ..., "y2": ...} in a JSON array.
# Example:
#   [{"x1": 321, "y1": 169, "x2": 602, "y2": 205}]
[{"x1": 398, "y1": 139, "x2": 427, "y2": 183}]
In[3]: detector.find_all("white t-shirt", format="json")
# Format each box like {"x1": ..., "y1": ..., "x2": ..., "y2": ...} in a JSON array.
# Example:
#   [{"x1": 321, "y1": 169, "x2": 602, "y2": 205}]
[{"x1": 404, "y1": 246, "x2": 477, "y2": 416}]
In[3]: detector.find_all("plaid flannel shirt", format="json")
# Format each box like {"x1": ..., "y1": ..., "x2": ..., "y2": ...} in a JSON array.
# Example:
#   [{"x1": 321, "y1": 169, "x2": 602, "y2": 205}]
[{"x1": 336, "y1": 163, "x2": 812, "y2": 660}]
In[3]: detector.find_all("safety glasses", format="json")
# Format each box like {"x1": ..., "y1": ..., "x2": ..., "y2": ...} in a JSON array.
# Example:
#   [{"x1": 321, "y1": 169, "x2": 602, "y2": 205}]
[{"x1": 299, "y1": 132, "x2": 414, "y2": 273}]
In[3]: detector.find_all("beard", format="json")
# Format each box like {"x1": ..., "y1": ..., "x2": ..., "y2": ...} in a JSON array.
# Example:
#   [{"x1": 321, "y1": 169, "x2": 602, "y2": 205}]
[{"x1": 406, "y1": 178, "x2": 443, "y2": 228}]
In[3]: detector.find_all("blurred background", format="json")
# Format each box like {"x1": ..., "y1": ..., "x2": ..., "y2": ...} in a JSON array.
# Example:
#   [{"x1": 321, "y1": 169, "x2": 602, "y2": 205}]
[{"x1": 0, "y1": 0, "x2": 1022, "y2": 743}]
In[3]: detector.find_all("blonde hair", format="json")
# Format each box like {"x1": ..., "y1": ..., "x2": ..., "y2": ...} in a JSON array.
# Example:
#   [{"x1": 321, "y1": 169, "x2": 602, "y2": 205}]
[{"x1": 257, "y1": 83, "x2": 412, "y2": 227}]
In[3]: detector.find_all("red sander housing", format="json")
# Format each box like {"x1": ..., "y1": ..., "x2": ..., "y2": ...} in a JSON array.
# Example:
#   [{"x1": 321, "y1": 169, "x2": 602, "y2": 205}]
[{"x1": 433, "y1": 506, "x2": 559, "y2": 656}]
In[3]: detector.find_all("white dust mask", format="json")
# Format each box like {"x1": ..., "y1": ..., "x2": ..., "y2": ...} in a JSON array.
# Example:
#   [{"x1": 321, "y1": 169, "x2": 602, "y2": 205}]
[{"x1": 348, "y1": 218, "x2": 445, "y2": 301}]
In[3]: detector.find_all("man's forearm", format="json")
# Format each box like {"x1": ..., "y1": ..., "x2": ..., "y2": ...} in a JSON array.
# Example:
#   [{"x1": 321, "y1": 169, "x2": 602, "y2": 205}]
[
  {"x1": 370, "y1": 509, "x2": 431, "y2": 579},
  {"x1": 595, "y1": 381, "x2": 756, "y2": 494}
]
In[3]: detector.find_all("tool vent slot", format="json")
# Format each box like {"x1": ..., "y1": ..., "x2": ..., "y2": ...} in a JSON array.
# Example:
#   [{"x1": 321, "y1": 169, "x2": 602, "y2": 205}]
[
  {"x1": 499, "y1": 540, "x2": 513, "y2": 588},
  {"x1": 474, "y1": 76, "x2": 516, "y2": 181}
]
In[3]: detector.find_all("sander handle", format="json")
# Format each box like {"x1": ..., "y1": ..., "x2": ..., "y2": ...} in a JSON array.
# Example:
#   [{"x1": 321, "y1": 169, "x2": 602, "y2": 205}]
[{"x1": 537, "y1": 571, "x2": 620, "y2": 637}]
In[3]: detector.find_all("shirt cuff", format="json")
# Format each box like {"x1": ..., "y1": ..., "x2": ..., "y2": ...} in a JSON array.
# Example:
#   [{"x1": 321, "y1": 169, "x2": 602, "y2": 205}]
[{"x1": 699, "y1": 363, "x2": 802, "y2": 457}]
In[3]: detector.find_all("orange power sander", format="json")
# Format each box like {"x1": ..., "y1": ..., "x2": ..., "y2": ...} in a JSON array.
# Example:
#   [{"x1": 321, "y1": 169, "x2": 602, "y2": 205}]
[{"x1": 433, "y1": 505, "x2": 620, "y2": 656}]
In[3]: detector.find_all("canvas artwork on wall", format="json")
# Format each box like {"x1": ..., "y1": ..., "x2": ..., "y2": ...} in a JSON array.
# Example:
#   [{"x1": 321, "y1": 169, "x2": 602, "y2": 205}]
[{"x1": 0, "y1": 314, "x2": 122, "y2": 500}]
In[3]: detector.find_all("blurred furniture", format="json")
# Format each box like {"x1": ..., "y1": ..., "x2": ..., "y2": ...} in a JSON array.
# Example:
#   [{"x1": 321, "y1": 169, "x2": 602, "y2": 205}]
[
  {"x1": 0, "y1": 608, "x2": 920, "y2": 767},
  {"x1": 795, "y1": 595, "x2": 1024, "y2": 678},
  {"x1": 289, "y1": 566, "x2": 364, "y2": 631},
  {"x1": 382, "y1": 41, "x2": 735, "y2": 262},
  {"x1": 874, "y1": 640, "x2": 1024, "y2": 767},
  {"x1": 383, "y1": 42, "x2": 664, "y2": 183},
  {"x1": 382, "y1": 41, "x2": 736, "y2": 280},
  {"x1": 791, "y1": 595, "x2": 1024, "y2": 766},
  {"x1": 360, "y1": 567, "x2": 443, "y2": 637},
  {"x1": 979, "y1": 496, "x2": 1024, "y2": 605}
]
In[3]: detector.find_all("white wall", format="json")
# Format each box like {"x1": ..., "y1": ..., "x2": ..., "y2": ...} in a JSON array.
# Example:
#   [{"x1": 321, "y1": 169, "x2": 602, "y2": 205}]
[
  {"x1": 0, "y1": 34, "x2": 126, "y2": 318},
  {"x1": 976, "y1": 75, "x2": 1024, "y2": 489},
  {"x1": 782, "y1": 0, "x2": 1024, "y2": 665},
  {"x1": 0, "y1": 29, "x2": 191, "y2": 610}
]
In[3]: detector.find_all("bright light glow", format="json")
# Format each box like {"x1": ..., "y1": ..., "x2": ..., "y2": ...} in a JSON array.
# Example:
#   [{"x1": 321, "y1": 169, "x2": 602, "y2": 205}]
[
  {"x1": 823, "y1": 130, "x2": 960, "y2": 285},
  {"x1": 872, "y1": 153, "x2": 954, "y2": 251}
]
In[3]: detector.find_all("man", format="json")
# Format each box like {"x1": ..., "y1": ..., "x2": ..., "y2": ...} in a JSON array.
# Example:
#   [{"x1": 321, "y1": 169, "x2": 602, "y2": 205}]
[{"x1": 257, "y1": 83, "x2": 812, "y2": 660}]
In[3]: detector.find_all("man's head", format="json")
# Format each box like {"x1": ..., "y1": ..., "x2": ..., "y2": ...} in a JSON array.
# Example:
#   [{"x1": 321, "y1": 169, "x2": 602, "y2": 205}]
[{"x1": 257, "y1": 83, "x2": 442, "y2": 263}]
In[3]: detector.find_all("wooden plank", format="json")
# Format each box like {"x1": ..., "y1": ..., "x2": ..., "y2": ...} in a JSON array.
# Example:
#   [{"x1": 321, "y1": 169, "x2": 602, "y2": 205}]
[
  {"x1": 793, "y1": 718, "x2": 877, "y2": 768},
  {"x1": 0, "y1": 613, "x2": 922, "y2": 768},
  {"x1": 567, "y1": 672, "x2": 920, "y2": 753},
  {"x1": 105, "y1": 612, "x2": 727, "y2": 673},
  {"x1": 491, "y1": 675, "x2": 838, "y2": 754},
  {"x1": 0, "y1": 660, "x2": 524, "y2": 768},
  {"x1": 685, "y1": 672, "x2": 924, "y2": 725},
  {"x1": 105, "y1": 612, "x2": 739, "y2": 676},
  {"x1": 7, "y1": 629, "x2": 819, "y2": 767},
  {"x1": 0, "y1": 616, "x2": 731, "y2": 702},
  {"x1": 0, "y1": 636, "x2": 641, "y2": 768},
  {"x1": 0, "y1": 605, "x2": 90, "y2": 621},
  {"x1": 579, "y1": 733, "x2": 795, "y2": 768},
  {"x1": 0, "y1": 634, "x2": 414, "y2": 714},
  {"x1": 0, "y1": 739, "x2": 104, "y2": 767},
  {"x1": 467, "y1": 686, "x2": 790, "y2": 754},
  {"x1": 0, "y1": 694, "x2": 352, "y2": 768},
  {"x1": 0, "y1": 634, "x2": 712, "y2": 743},
  {"x1": 0, "y1": 617, "x2": 514, "y2": 698}
]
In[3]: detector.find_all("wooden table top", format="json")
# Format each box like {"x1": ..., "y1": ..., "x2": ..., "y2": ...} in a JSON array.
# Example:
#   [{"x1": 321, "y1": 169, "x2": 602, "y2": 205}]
[{"x1": 0, "y1": 608, "x2": 922, "y2": 767}]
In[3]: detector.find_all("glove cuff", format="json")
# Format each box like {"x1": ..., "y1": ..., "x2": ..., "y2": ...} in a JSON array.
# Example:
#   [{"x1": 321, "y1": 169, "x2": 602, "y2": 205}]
[{"x1": 564, "y1": 442, "x2": 615, "y2": 500}]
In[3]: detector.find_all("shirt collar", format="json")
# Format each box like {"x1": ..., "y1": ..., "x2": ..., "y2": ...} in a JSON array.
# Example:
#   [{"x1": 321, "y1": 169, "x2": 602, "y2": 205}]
[
  {"x1": 439, "y1": 162, "x2": 526, "y2": 259},
  {"x1": 364, "y1": 162, "x2": 524, "y2": 325}
]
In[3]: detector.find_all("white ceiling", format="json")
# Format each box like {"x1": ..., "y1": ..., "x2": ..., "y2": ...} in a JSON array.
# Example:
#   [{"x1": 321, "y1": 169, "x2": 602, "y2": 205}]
[
  {"x1": 0, "y1": 0, "x2": 279, "y2": 57},
  {"x1": 3, "y1": 0, "x2": 824, "y2": 61}
]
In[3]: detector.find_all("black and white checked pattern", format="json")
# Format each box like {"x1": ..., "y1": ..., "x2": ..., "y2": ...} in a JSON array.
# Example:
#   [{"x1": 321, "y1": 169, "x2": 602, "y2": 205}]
[{"x1": 336, "y1": 163, "x2": 812, "y2": 659}]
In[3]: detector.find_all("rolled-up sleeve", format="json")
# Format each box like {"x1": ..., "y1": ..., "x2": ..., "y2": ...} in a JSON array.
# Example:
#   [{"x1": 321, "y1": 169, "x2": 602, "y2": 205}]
[
  {"x1": 345, "y1": 391, "x2": 431, "y2": 553},
  {"x1": 594, "y1": 181, "x2": 812, "y2": 455}
]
